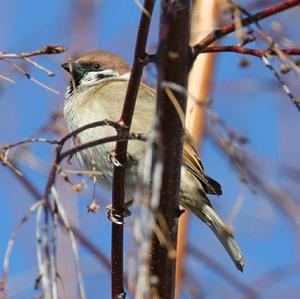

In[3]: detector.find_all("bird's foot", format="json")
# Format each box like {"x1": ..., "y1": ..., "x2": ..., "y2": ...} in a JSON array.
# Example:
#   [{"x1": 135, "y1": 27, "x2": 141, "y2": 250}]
[
  {"x1": 106, "y1": 204, "x2": 131, "y2": 224},
  {"x1": 175, "y1": 207, "x2": 185, "y2": 218},
  {"x1": 107, "y1": 150, "x2": 122, "y2": 167}
]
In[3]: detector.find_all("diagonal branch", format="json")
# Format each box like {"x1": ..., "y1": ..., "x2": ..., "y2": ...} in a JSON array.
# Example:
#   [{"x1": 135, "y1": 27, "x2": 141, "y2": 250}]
[
  {"x1": 193, "y1": 0, "x2": 300, "y2": 54},
  {"x1": 202, "y1": 45, "x2": 300, "y2": 57}
]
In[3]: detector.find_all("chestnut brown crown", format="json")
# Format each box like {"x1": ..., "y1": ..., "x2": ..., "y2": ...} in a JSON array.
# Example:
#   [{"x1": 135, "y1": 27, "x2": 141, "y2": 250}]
[
  {"x1": 75, "y1": 51, "x2": 131, "y2": 74},
  {"x1": 61, "y1": 51, "x2": 131, "y2": 92}
]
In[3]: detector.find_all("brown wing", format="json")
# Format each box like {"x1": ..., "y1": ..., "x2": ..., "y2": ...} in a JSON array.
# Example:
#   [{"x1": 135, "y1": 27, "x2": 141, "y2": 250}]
[{"x1": 183, "y1": 133, "x2": 222, "y2": 196}]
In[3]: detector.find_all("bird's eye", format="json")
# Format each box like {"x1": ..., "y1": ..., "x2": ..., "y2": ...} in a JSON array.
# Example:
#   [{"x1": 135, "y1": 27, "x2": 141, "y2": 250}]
[{"x1": 93, "y1": 64, "x2": 100, "y2": 70}]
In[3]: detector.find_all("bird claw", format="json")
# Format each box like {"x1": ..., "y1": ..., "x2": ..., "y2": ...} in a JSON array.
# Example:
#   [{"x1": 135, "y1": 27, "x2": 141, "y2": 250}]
[
  {"x1": 116, "y1": 292, "x2": 126, "y2": 299},
  {"x1": 175, "y1": 207, "x2": 185, "y2": 218},
  {"x1": 106, "y1": 204, "x2": 131, "y2": 224},
  {"x1": 108, "y1": 150, "x2": 122, "y2": 167}
]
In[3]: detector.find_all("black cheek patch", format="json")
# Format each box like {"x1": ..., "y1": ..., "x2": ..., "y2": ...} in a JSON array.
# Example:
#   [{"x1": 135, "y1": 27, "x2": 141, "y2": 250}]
[
  {"x1": 97, "y1": 73, "x2": 105, "y2": 80},
  {"x1": 97, "y1": 72, "x2": 116, "y2": 80}
]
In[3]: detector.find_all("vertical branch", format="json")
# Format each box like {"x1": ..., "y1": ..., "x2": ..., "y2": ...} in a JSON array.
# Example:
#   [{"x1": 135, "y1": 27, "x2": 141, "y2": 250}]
[
  {"x1": 111, "y1": 1, "x2": 155, "y2": 298},
  {"x1": 150, "y1": 1, "x2": 191, "y2": 298},
  {"x1": 175, "y1": 0, "x2": 219, "y2": 297}
]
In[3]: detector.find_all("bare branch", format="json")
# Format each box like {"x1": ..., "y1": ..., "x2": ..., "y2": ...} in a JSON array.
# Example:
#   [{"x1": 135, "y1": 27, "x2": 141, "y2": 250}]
[
  {"x1": 202, "y1": 45, "x2": 300, "y2": 57},
  {"x1": 193, "y1": 0, "x2": 300, "y2": 54},
  {"x1": 110, "y1": 1, "x2": 156, "y2": 298},
  {"x1": 0, "y1": 45, "x2": 66, "y2": 59},
  {"x1": 149, "y1": 1, "x2": 191, "y2": 298}
]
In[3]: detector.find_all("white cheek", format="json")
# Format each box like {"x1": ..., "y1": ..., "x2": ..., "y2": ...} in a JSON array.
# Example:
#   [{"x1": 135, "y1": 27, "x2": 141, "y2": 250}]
[
  {"x1": 80, "y1": 70, "x2": 122, "y2": 87},
  {"x1": 81, "y1": 72, "x2": 99, "y2": 86}
]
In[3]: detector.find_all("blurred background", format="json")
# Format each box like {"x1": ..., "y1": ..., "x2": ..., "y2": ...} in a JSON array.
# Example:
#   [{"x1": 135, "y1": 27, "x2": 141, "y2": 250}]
[{"x1": 1, "y1": 0, "x2": 300, "y2": 298}]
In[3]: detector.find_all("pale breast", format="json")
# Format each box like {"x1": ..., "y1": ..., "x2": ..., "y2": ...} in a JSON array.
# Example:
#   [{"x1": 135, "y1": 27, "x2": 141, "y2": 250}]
[{"x1": 64, "y1": 79, "x2": 156, "y2": 192}]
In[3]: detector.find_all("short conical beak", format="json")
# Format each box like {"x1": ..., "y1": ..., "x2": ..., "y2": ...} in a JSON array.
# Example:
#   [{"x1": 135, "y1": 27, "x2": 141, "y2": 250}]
[
  {"x1": 61, "y1": 62, "x2": 83, "y2": 74},
  {"x1": 61, "y1": 62, "x2": 71, "y2": 72},
  {"x1": 61, "y1": 62, "x2": 85, "y2": 84}
]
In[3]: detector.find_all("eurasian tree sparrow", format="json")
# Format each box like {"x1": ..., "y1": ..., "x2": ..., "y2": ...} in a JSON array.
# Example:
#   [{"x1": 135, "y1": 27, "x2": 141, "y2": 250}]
[{"x1": 62, "y1": 51, "x2": 244, "y2": 271}]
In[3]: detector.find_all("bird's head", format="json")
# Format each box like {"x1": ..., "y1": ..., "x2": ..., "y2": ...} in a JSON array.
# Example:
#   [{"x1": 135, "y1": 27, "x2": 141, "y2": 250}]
[{"x1": 61, "y1": 51, "x2": 130, "y2": 94}]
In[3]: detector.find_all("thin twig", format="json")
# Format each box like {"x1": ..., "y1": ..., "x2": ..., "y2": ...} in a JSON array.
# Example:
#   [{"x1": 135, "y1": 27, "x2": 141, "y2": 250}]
[
  {"x1": 4, "y1": 161, "x2": 112, "y2": 274},
  {"x1": 58, "y1": 133, "x2": 147, "y2": 163},
  {"x1": 209, "y1": 129, "x2": 300, "y2": 229},
  {"x1": 51, "y1": 187, "x2": 87, "y2": 299},
  {"x1": 202, "y1": 45, "x2": 300, "y2": 57},
  {"x1": 1, "y1": 200, "x2": 44, "y2": 295},
  {"x1": 0, "y1": 74, "x2": 15, "y2": 83},
  {"x1": 261, "y1": 55, "x2": 300, "y2": 112},
  {"x1": 4, "y1": 59, "x2": 60, "y2": 94},
  {"x1": 23, "y1": 57, "x2": 55, "y2": 77},
  {"x1": 2, "y1": 137, "x2": 59, "y2": 150},
  {"x1": 0, "y1": 45, "x2": 66, "y2": 59},
  {"x1": 35, "y1": 204, "x2": 44, "y2": 295},
  {"x1": 50, "y1": 206, "x2": 59, "y2": 299},
  {"x1": 58, "y1": 120, "x2": 121, "y2": 145}
]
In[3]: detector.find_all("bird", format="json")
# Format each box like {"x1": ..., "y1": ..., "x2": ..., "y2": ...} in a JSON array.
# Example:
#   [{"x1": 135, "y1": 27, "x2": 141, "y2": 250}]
[{"x1": 61, "y1": 50, "x2": 244, "y2": 271}]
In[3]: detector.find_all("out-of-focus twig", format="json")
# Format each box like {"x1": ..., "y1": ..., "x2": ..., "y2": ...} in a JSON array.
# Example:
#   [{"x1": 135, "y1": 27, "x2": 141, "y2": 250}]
[
  {"x1": 4, "y1": 161, "x2": 113, "y2": 280},
  {"x1": 188, "y1": 245, "x2": 259, "y2": 299},
  {"x1": 260, "y1": 55, "x2": 300, "y2": 112},
  {"x1": 51, "y1": 187, "x2": 86, "y2": 299},
  {"x1": 4, "y1": 59, "x2": 60, "y2": 94},
  {"x1": 0, "y1": 200, "x2": 44, "y2": 297},
  {"x1": 0, "y1": 74, "x2": 15, "y2": 83},
  {"x1": 209, "y1": 129, "x2": 300, "y2": 229}
]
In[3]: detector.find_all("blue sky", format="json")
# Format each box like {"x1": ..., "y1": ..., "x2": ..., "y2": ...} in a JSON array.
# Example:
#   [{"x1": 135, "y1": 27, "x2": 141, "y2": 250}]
[{"x1": 1, "y1": 1, "x2": 300, "y2": 298}]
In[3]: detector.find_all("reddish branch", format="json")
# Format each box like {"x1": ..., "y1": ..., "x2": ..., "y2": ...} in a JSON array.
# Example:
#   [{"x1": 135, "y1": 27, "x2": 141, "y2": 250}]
[
  {"x1": 202, "y1": 45, "x2": 300, "y2": 57},
  {"x1": 149, "y1": 1, "x2": 191, "y2": 298},
  {"x1": 1, "y1": 118, "x2": 147, "y2": 293},
  {"x1": 2, "y1": 120, "x2": 148, "y2": 295},
  {"x1": 59, "y1": 133, "x2": 146, "y2": 163},
  {"x1": 110, "y1": 1, "x2": 155, "y2": 298},
  {"x1": 193, "y1": 0, "x2": 300, "y2": 54}
]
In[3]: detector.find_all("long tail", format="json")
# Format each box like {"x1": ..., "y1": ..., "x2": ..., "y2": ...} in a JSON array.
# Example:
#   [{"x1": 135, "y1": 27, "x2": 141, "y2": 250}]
[{"x1": 197, "y1": 204, "x2": 244, "y2": 272}]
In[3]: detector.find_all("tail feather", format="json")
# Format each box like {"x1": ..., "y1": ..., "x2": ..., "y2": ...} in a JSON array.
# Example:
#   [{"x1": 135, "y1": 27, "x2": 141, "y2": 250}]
[{"x1": 200, "y1": 204, "x2": 244, "y2": 272}]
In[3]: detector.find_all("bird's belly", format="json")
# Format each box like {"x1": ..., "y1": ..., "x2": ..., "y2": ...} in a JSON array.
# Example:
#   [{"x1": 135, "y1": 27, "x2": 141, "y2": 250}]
[{"x1": 65, "y1": 100, "x2": 139, "y2": 195}]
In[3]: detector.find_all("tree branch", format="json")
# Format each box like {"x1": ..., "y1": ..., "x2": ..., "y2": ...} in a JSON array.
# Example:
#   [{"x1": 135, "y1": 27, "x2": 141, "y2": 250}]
[
  {"x1": 202, "y1": 45, "x2": 300, "y2": 57},
  {"x1": 110, "y1": 1, "x2": 155, "y2": 298},
  {"x1": 0, "y1": 45, "x2": 66, "y2": 59},
  {"x1": 4, "y1": 163, "x2": 113, "y2": 279},
  {"x1": 150, "y1": 1, "x2": 191, "y2": 298},
  {"x1": 193, "y1": 0, "x2": 300, "y2": 54}
]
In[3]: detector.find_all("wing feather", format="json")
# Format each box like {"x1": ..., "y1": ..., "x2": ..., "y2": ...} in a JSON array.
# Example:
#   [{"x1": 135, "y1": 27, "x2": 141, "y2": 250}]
[{"x1": 183, "y1": 134, "x2": 222, "y2": 196}]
